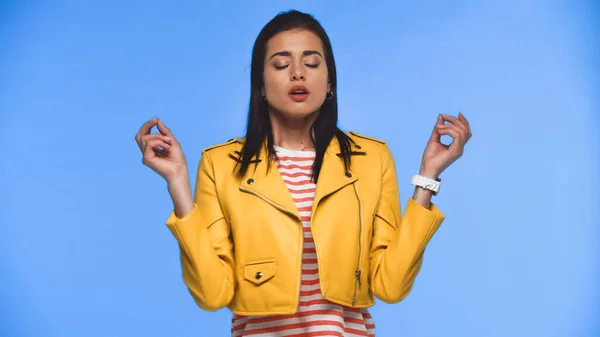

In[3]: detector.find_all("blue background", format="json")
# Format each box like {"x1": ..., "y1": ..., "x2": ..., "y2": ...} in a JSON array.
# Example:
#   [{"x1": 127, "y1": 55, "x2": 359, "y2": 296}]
[{"x1": 1, "y1": 1, "x2": 598, "y2": 336}]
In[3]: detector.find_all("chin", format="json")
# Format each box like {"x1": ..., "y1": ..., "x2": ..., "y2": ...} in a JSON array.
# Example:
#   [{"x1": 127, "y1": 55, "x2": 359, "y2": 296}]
[{"x1": 272, "y1": 103, "x2": 321, "y2": 120}]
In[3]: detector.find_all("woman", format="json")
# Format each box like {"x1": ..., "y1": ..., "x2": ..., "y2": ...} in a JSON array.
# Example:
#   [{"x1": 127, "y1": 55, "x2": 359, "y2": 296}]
[{"x1": 135, "y1": 10, "x2": 471, "y2": 337}]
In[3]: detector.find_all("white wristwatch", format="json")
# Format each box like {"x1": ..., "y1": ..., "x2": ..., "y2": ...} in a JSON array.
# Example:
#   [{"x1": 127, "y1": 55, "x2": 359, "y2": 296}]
[{"x1": 411, "y1": 175, "x2": 442, "y2": 196}]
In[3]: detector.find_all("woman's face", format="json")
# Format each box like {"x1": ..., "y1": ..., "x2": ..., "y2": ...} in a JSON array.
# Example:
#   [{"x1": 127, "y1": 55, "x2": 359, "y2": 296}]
[{"x1": 263, "y1": 29, "x2": 330, "y2": 120}]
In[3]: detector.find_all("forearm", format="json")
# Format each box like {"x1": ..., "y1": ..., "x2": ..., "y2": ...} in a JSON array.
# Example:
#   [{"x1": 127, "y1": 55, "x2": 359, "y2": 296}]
[
  {"x1": 370, "y1": 198, "x2": 444, "y2": 303},
  {"x1": 165, "y1": 209, "x2": 235, "y2": 311},
  {"x1": 163, "y1": 152, "x2": 235, "y2": 311},
  {"x1": 369, "y1": 147, "x2": 446, "y2": 303},
  {"x1": 168, "y1": 173, "x2": 194, "y2": 218}
]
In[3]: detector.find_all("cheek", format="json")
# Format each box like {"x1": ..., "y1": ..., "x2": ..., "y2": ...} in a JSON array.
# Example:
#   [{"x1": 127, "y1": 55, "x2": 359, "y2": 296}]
[
  {"x1": 314, "y1": 70, "x2": 329, "y2": 88},
  {"x1": 313, "y1": 74, "x2": 329, "y2": 96},
  {"x1": 263, "y1": 71, "x2": 287, "y2": 95}
]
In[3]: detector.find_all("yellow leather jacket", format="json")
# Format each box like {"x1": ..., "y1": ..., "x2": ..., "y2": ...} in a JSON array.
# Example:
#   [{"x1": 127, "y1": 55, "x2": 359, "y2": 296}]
[{"x1": 165, "y1": 132, "x2": 445, "y2": 315}]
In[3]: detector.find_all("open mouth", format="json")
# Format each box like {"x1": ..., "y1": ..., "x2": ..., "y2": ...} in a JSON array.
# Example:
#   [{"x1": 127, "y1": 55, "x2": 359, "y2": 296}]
[{"x1": 289, "y1": 86, "x2": 310, "y2": 102}]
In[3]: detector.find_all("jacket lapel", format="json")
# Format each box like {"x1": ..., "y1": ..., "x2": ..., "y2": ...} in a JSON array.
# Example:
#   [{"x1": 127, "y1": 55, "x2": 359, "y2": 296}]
[
  {"x1": 313, "y1": 138, "x2": 360, "y2": 210},
  {"x1": 230, "y1": 135, "x2": 366, "y2": 220},
  {"x1": 232, "y1": 142, "x2": 300, "y2": 220}
]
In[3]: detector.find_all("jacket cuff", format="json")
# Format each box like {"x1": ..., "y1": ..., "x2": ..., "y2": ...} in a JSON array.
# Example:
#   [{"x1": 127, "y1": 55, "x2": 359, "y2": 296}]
[
  {"x1": 405, "y1": 197, "x2": 445, "y2": 223},
  {"x1": 165, "y1": 204, "x2": 199, "y2": 228}
]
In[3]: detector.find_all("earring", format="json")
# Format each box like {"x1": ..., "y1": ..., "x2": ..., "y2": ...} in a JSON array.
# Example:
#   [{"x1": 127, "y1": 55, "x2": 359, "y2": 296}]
[
  {"x1": 326, "y1": 91, "x2": 333, "y2": 100},
  {"x1": 261, "y1": 95, "x2": 267, "y2": 102}
]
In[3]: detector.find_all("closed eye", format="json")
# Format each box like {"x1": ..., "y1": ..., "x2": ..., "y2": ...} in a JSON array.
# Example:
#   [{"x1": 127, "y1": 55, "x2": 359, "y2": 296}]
[{"x1": 273, "y1": 64, "x2": 320, "y2": 70}]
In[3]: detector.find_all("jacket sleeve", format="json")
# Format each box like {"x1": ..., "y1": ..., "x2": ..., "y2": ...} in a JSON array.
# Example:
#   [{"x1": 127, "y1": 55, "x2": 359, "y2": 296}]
[
  {"x1": 368, "y1": 146, "x2": 445, "y2": 304},
  {"x1": 164, "y1": 151, "x2": 234, "y2": 311}
]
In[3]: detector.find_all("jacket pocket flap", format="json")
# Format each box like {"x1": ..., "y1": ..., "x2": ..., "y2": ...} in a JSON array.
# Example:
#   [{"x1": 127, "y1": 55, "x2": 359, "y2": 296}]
[
  {"x1": 375, "y1": 204, "x2": 398, "y2": 230},
  {"x1": 244, "y1": 260, "x2": 276, "y2": 285}
]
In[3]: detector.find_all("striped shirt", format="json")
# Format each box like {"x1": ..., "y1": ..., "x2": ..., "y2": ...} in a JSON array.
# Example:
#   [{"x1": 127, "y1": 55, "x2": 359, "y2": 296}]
[{"x1": 231, "y1": 145, "x2": 376, "y2": 337}]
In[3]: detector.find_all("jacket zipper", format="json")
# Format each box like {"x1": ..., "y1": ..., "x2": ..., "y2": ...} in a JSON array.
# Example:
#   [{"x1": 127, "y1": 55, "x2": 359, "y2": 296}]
[
  {"x1": 239, "y1": 186, "x2": 303, "y2": 310},
  {"x1": 351, "y1": 183, "x2": 363, "y2": 306},
  {"x1": 239, "y1": 186, "x2": 301, "y2": 221}
]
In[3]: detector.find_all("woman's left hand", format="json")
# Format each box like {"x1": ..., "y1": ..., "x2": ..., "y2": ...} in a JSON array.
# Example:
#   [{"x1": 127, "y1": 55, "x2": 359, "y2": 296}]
[{"x1": 419, "y1": 112, "x2": 472, "y2": 178}]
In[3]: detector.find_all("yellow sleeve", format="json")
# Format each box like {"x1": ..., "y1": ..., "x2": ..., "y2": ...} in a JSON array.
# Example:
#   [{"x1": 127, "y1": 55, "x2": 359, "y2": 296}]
[
  {"x1": 368, "y1": 146, "x2": 445, "y2": 303},
  {"x1": 165, "y1": 151, "x2": 234, "y2": 311}
]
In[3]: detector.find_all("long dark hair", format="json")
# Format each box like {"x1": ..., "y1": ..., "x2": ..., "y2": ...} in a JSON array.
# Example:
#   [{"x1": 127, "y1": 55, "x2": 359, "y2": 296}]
[{"x1": 234, "y1": 10, "x2": 352, "y2": 182}]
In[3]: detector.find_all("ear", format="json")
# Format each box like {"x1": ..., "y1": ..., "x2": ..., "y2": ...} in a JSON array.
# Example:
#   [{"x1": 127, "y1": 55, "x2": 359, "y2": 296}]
[{"x1": 327, "y1": 81, "x2": 331, "y2": 93}]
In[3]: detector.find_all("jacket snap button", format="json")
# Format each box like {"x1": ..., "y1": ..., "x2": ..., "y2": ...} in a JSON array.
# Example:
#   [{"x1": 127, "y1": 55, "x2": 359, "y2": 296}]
[
  {"x1": 247, "y1": 178, "x2": 254, "y2": 185},
  {"x1": 255, "y1": 271, "x2": 262, "y2": 279},
  {"x1": 354, "y1": 144, "x2": 362, "y2": 149},
  {"x1": 345, "y1": 172, "x2": 352, "y2": 178}
]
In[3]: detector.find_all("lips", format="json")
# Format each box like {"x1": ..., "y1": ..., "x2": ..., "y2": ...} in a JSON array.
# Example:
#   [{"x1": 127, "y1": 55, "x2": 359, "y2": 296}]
[{"x1": 289, "y1": 85, "x2": 310, "y2": 102}]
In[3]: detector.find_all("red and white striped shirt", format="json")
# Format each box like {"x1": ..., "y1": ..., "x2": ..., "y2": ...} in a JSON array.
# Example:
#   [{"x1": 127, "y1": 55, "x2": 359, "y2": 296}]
[{"x1": 231, "y1": 145, "x2": 376, "y2": 337}]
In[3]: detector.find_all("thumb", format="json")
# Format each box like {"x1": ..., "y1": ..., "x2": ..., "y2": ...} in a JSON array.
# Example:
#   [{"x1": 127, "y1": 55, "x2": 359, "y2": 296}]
[
  {"x1": 429, "y1": 114, "x2": 443, "y2": 143},
  {"x1": 156, "y1": 119, "x2": 174, "y2": 138}
]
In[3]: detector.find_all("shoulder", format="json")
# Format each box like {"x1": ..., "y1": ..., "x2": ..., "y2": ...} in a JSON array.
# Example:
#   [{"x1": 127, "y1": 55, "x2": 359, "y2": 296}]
[
  {"x1": 201, "y1": 137, "x2": 243, "y2": 153},
  {"x1": 198, "y1": 137, "x2": 244, "y2": 168},
  {"x1": 347, "y1": 131, "x2": 387, "y2": 145},
  {"x1": 345, "y1": 131, "x2": 395, "y2": 164},
  {"x1": 346, "y1": 131, "x2": 387, "y2": 152}
]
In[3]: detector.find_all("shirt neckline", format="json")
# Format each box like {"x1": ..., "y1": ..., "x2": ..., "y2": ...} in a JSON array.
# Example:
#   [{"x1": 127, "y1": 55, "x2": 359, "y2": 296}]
[{"x1": 273, "y1": 145, "x2": 316, "y2": 157}]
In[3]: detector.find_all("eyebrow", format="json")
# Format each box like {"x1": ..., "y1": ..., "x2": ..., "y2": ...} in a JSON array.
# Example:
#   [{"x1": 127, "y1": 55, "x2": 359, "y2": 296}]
[{"x1": 268, "y1": 50, "x2": 323, "y2": 60}]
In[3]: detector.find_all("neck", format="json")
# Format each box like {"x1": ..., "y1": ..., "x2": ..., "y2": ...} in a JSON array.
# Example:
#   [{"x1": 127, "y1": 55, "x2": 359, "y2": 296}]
[{"x1": 269, "y1": 109, "x2": 318, "y2": 151}]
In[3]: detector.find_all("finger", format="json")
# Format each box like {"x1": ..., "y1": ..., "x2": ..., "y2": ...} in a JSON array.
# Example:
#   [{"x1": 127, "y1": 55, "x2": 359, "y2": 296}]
[
  {"x1": 441, "y1": 114, "x2": 460, "y2": 124},
  {"x1": 436, "y1": 124, "x2": 464, "y2": 142},
  {"x1": 142, "y1": 142, "x2": 156, "y2": 166},
  {"x1": 436, "y1": 123, "x2": 469, "y2": 139},
  {"x1": 141, "y1": 134, "x2": 173, "y2": 146},
  {"x1": 458, "y1": 112, "x2": 472, "y2": 139},
  {"x1": 428, "y1": 114, "x2": 444, "y2": 143},
  {"x1": 437, "y1": 126, "x2": 464, "y2": 155},
  {"x1": 436, "y1": 124, "x2": 466, "y2": 142},
  {"x1": 156, "y1": 119, "x2": 174, "y2": 138},
  {"x1": 146, "y1": 138, "x2": 172, "y2": 151},
  {"x1": 140, "y1": 134, "x2": 172, "y2": 153},
  {"x1": 441, "y1": 114, "x2": 467, "y2": 133},
  {"x1": 458, "y1": 112, "x2": 470, "y2": 127},
  {"x1": 143, "y1": 139, "x2": 171, "y2": 163},
  {"x1": 136, "y1": 117, "x2": 159, "y2": 144},
  {"x1": 436, "y1": 113, "x2": 445, "y2": 126}
]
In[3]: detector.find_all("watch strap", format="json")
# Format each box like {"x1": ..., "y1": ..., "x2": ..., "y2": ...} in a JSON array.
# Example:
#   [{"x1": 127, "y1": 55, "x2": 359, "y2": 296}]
[{"x1": 411, "y1": 174, "x2": 441, "y2": 196}]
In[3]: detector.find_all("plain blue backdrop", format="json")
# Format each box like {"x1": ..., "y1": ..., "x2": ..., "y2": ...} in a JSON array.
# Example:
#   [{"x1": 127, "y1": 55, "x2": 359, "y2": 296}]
[{"x1": 1, "y1": 1, "x2": 598, "y2": 336}]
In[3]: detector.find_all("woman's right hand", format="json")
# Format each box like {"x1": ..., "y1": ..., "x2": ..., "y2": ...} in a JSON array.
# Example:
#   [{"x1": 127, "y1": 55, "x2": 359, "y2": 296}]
[{"x1": 135, "y1": 117, "x2": 188, "y2": 183}]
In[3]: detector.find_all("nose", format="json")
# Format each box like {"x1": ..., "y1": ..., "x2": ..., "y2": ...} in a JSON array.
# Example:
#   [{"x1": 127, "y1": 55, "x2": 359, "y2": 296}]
[{"x1": 290, "y1": 64, "x2": 305, "y2": 81}]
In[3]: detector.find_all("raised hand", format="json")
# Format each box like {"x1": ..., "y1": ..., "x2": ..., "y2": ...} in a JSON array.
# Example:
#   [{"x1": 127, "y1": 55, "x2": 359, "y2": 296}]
[
  {"x1": 135, "y1": 117, "x2": 188, "y2": 183},
  {"x1": 420, "y1": 112, "x2": 472, "y2": 178}
]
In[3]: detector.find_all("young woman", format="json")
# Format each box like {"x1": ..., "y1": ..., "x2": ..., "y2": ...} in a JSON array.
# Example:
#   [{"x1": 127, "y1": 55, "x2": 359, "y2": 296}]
[{"x1": 135, "y1": 10, "x2": 471, "y2": 337}]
